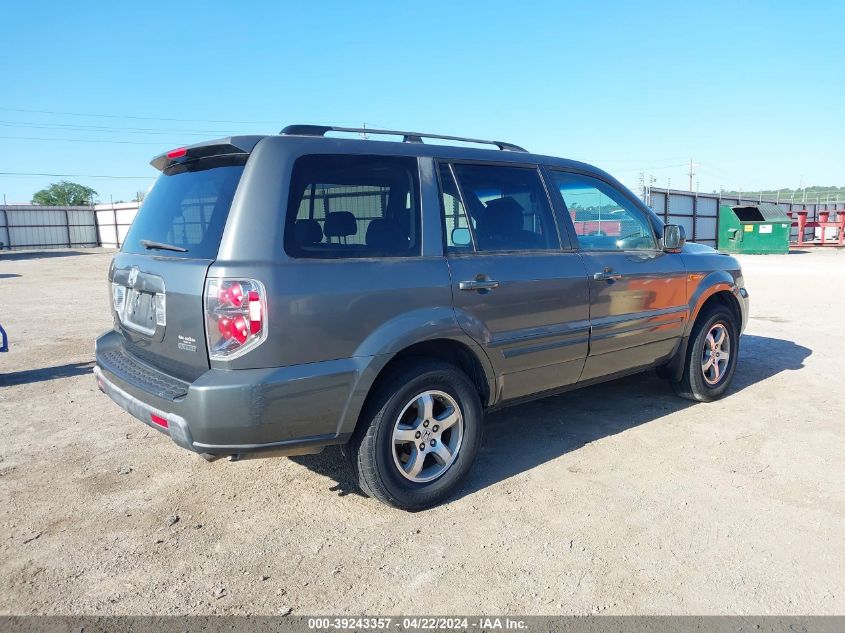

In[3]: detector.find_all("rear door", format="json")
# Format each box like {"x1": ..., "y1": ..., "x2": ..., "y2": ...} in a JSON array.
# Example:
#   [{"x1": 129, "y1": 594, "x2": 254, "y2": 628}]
[
  {"x1": 547, "y1": 170, "x2": 688, "y2": 381},
  {"x1": 110, "y1": 152, "x2": 248, "y2": 382},
  {"x1": 440, "y1": 162, "x2": 590, "y2": 402}
]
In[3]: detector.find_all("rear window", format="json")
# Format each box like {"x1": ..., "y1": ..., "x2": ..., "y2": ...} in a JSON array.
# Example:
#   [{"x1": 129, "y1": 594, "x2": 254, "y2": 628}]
[
  {"x1": 122, "y1": 156, "x2": 246, "y2": 258},
  {"x1": 284, "y1": 154, "x2": 421, "y2": 258}
]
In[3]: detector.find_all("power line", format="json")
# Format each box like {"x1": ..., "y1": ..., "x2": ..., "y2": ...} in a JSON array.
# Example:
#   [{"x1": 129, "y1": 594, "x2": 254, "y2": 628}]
[
  {"x1": 0, "y1": 135, "x2": 164, "y2": 145},
  {"x1": 0, "y1": 120, "x2": 248, "y2": 136},
  {"x1": 640, "y1": 162, "x2": 688, "y2": 170},
  {"x1": 0, "y1": 171, "x2": 152, "y2": 179},
  {"x1": 0, "y1": 106, "x2": 274, "y2": 125},
  {"x1": 586, "y1": 157, "x2": 689, "y2": 167}
]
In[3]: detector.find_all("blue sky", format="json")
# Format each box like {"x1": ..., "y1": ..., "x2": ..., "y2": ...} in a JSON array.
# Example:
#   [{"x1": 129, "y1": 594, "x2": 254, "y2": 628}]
[{"x1": 1, "y1": 0, "x2": 843, "y2": 203}]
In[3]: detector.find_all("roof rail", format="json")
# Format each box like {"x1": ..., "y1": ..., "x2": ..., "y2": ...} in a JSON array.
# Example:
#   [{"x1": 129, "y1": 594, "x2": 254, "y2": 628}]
[{"x1": 279, "y1": 124, "x2": 527, "y2": 152}]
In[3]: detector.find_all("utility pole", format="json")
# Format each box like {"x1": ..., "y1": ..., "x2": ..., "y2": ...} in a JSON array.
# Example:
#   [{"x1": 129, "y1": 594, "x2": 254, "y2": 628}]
[
  {"x1": 647, "y1": 175, "x2": 656, "y2": 207},
  {"x1": 688, "y1": 158, "x2": 695, "y2": 192}
]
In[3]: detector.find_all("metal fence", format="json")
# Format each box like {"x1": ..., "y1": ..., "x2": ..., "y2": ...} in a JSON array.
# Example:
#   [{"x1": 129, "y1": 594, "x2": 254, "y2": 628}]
[
  {"x1": 0, "y1": 205, "x2": 99, "y2": 250},
  {"x1": 94, "y1": 203, "x2": 140, "y2": 248},
  {"x1": 645, "y1": 188, "x2": 845, "y2": 246},
  {"x1": 0, "y1": 203, "x2": 141, "y2": 250},
  {"x1": 3, "y1": 192, "x2": 845, "y2": 251}
]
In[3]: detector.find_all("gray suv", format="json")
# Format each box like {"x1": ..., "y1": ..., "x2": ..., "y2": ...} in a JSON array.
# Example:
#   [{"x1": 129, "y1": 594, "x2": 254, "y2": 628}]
[{"x1": 95, "y1": 125, "x2": 749, "y2": 510}]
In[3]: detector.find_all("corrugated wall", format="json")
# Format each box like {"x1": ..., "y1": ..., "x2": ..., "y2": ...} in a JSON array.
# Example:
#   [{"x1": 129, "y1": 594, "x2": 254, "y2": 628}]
[
  {"x1": 645, "y1": 189, "x2": 845, "y2": 245},
  {"x1": 0, "y1": 205, "x2": 98, "y2": 250},
  {"x1": 3, "y1": 193, "x2": 843, "y2": 251},
  {"x1": 0, "y1": 203, "x2": 141, "y2": 250},
  {"x1": 94, "y1": 203, "x2": 140, "y2": 248}
]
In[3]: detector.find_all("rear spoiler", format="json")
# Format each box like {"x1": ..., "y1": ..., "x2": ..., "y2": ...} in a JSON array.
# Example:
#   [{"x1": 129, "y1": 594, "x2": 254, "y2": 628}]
[{"x1": 150, "y1": 136, "x2": 265, "y2": 172}]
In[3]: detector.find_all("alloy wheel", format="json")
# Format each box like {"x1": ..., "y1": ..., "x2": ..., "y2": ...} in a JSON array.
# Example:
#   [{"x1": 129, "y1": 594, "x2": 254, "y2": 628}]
[
  {"x1": 391, "y1": 390, "x2": 464, "y2": 483},
  {"x1": 701, "y1": 322, "x2": 731, "y2": 386}
]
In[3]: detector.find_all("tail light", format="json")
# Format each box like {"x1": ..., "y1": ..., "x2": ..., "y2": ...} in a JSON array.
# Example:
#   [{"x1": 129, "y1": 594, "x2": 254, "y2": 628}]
[{"x1": 205, "y1": 278, "x2": 267, "y2": 360}]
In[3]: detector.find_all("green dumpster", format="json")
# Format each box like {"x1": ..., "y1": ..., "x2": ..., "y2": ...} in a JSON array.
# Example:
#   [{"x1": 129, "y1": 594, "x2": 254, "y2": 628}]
[{"x1": 718, "y1": 203, "x2": 790, "y2": 254}]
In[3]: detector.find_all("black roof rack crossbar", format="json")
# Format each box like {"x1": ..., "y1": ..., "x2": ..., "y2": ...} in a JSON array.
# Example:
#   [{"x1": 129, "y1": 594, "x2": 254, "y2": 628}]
[{"x1": 280, "y1": 124, "x2": 527, "y2": 152}]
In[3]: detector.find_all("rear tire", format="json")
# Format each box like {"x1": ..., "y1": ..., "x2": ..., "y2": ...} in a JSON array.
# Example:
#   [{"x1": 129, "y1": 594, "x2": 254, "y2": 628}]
[
  {"x1": 672, "y1": 305, "x2": 739, "y2": 402},
  {"x1": 346, "y1": 359, "x2": 483, "y2": 511}
]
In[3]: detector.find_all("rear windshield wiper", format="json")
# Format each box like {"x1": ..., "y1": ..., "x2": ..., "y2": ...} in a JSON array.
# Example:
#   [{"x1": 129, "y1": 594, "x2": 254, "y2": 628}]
[{"x1": 140, "y1": 239, "x2": 188, "y2": 253}]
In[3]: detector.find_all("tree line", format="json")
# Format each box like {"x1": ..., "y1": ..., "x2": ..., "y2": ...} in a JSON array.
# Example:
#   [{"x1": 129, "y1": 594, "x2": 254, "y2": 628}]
[{"x1": 28, "y1": 181, "x2": 145, "y2": 206}]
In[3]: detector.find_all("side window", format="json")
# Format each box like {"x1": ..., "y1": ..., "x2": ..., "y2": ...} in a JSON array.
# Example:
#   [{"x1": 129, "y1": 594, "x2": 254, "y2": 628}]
[
  {"x1": 451, "y1": 164, "x2": 560, "y2": 252},
  {"x1": 550, "y1": 172, "x2": 656, "y2": 251},
  {"x1": 438, "y1": 163, "x2": 472, "y2": 252},
  {"x1": 284, "y1": 155, "x2": 421, "y2": 258}
]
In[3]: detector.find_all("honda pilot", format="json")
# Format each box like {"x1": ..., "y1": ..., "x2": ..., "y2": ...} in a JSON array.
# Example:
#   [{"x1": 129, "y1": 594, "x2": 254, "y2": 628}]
[{"x1": 95, "y1": 125, "x2": 749, "y2": 510}]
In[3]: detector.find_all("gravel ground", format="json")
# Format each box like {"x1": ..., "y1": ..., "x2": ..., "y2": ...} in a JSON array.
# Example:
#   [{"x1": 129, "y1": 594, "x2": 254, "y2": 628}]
[{"x1": 0, "y1": 248, "x2": 842, "y2": 615}]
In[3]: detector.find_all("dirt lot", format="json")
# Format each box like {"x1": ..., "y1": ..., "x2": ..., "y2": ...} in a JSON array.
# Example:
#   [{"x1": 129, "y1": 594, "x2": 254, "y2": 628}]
[{"x1": 0, "y1": 248, "x2": 842, "y2": 615}]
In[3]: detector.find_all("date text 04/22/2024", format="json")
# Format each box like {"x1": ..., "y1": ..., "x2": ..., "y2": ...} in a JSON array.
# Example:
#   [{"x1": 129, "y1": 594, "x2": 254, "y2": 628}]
[{"x1": 307, "y1": 617, "x2": 527, "y2": 630}]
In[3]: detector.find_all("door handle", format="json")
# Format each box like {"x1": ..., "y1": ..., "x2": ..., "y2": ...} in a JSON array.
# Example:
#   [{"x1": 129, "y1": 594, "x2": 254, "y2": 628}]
[
  {"x1": 593, "y1": 272, "x2": 623, "y2": 281},
  {"x1": 459, "y1": 279, "x2": 500, "y2": 291}
]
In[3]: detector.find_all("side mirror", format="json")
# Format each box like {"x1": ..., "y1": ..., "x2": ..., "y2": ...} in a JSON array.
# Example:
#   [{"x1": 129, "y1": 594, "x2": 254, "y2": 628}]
[
  {"x1": 451, "y1": 227, "x2": 472, "y2": 247},
  {"x1": 662, "y1": 224, "x2": 686, "y2": 252}
]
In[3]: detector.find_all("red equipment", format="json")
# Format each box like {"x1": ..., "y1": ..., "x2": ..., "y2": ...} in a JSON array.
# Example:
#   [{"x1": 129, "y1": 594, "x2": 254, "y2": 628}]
[{"x1": 789, "y1": 209, "x2": 845, "y2": 247}]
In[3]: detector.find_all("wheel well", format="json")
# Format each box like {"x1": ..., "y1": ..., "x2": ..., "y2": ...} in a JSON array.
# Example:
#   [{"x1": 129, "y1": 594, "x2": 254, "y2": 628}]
[
  {"x1": 661, "y1": 289, "x2": 742, "y2": 382},
  {"x1": 367, "y1": 339, "x2": 490, "y2": 410},
  {"x1": 696, "y1": 290, "x2": 741, "y2": 327}
]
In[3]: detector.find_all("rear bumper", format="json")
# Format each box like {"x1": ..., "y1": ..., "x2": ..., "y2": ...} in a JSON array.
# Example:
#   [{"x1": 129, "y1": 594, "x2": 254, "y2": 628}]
[
  {"x1": 94, "y1": 330, "x2": 359, "y2": 458},
  {"x1": 94, "y1": 364, "x2": 198, "y2": 451}
]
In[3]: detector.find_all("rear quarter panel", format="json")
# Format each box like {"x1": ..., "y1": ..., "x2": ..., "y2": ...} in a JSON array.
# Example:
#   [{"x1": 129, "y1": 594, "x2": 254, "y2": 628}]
[{"x1": 211, "y1": 137, "x2": 462, "y2": 371}]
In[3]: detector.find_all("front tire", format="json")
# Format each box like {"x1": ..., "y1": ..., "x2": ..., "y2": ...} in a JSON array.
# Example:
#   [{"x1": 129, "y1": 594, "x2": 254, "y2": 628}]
[
  {"x1": 346, "y1": 359, "x2": 483, "y2": 511},
  {"x1": 672, "y1": 305, "x2": 739, "y2": 402}
]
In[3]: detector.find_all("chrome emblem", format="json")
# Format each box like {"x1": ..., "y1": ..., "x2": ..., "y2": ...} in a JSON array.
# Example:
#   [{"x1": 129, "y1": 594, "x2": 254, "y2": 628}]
[{"x1": 127, "y1": 266, "x2": 139, "y2": 287}]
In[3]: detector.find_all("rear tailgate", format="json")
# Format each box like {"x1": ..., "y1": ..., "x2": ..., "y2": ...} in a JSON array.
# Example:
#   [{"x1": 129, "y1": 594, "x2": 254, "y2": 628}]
[
  {"x1": 110, "y1": 254, "x2": 214, "y2": 382},
  {"x1": 108, "y1": 139, "x2": 259, "y2": 383}
]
